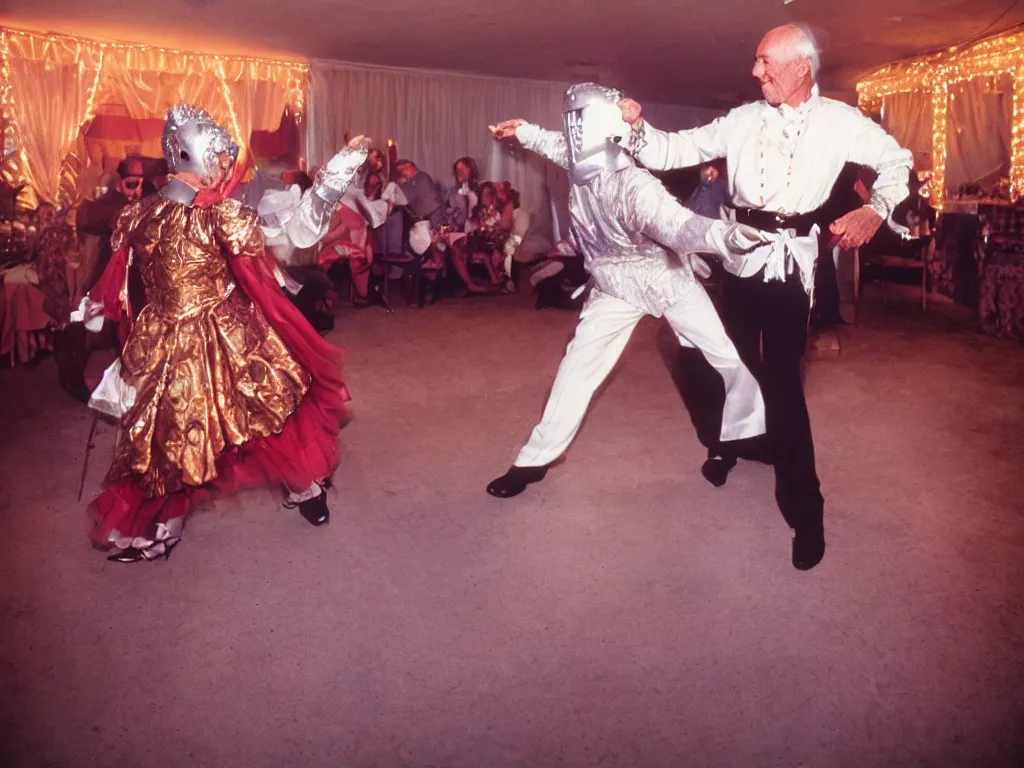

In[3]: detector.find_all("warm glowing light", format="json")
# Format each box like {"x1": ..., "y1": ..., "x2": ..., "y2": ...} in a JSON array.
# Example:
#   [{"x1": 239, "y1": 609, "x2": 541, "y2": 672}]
[
  {"x1": 858, "y1": 29, "x2": 1024, "y2": 205},
  {"x1": 215, "y1": 58, "x2": 243, "y2": 148},
  {"x1": 387, "y1": 139, "x2": 394, "y2": 147},
  {"x1": 0, "y1": 25, "x2": 309, "y2": 202}
]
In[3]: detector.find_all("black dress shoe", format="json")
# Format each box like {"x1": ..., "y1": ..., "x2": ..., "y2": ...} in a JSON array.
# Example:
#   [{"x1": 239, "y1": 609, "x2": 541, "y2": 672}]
[
  {"x1": 792, "y1": 527, "x2": 826, "y2": 571},
  {"x1": 106, "y1": 540, "x2": 178, "y2": 562},
  {"x1": 701, "y1": 456, "x2": 737, "y2": 487},
  {"x1": 486, "y1": 465, "x2": 548, "y2": 498},
  {"x1": 107, "y1": 546, "x2": 146, "y2": 563},
  {"x1": 60, "y1": 377, "x2": 92, "y2": 405},
  {"x1": 298, "y1": 490, "x2": 330, "y2": 526}
]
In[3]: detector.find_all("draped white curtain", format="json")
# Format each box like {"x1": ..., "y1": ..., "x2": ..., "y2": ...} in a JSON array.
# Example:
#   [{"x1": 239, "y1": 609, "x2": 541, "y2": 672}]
[
  {"x1": 308, "y1": 62, "x2": 728, "y2": 244},
  {"x1": 945, "y1": 75, "x2": 1012, "y2": 192},
  {"x1": 308, "y1": 61, "x2": 569, "y2": 244},
  {"x1": 881, "y1": 90, "x2": 933, "y2": 171},
  {"x1": 5, "y1": 33, "x2": 103, "y2": 204},
  {"x1": 642, "y1": 103, "x2": 725, "y2": 132},
  {"x1": 94, "y1": 54, "x2": 292, "y2": 147},
  {"x1": 220, "y1": 60, "x2": 295, "y2": 145}
]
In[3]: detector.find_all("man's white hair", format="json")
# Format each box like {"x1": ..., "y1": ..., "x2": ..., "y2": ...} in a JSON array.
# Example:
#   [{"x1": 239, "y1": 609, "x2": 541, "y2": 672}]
[{"x1": 783, "y1": 24, "x2": 821, "y2": 82}]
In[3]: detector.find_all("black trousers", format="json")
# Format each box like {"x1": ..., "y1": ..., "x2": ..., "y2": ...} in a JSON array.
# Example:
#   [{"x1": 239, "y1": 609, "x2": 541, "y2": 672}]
[
  {"x1": 678, "y1": 269, "x2": 824, "y2": 533},
  {"x1": 812, "y1": 237, "x2": 844, "y2": 325}
]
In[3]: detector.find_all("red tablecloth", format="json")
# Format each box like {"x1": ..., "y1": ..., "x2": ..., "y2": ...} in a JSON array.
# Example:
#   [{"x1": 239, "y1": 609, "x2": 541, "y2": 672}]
[{"x1": 1, "y1": 275, "x2": 51, "y2": 363}]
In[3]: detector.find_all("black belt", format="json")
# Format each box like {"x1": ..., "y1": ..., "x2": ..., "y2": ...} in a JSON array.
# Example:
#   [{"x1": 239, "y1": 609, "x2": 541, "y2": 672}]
[{"x1": 732, "y1": 206, "x2": 822, "y2": 237}]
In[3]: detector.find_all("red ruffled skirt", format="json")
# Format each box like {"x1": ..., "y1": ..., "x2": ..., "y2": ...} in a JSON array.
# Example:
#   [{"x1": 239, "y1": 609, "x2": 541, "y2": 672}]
[{"x1": 87, "y1": 251, "x2": 350, "y2": 556}]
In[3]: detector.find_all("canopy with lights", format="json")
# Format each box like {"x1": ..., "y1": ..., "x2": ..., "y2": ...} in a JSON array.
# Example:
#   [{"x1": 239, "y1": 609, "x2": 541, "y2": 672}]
[
  {"x1": 858, "y1": 28, "x2": 1024, "y2": 206},
  {"x1": 0, "y1": 26, "x2": 308, "y2": 204}
]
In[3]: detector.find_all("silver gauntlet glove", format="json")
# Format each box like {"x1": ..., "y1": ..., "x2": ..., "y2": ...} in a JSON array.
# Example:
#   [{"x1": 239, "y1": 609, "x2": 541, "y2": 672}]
[{"x1": 307, "y1": 143, "x2": 371, "y2": 228}]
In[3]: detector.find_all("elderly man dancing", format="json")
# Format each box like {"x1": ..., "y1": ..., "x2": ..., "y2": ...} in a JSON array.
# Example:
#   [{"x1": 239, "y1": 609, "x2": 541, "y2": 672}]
[
  {"x1": 485, "y1": 83, "x2": 769, "y2": 501},
  {"x1": 619, "y1": 24, "x2": 914, "y2": 569}
]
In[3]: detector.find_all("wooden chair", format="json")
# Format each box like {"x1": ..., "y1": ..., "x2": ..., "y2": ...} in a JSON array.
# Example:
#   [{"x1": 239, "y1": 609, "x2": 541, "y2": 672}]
[{"x1": 853, "y1": 235, "x2": 933, "y2": 324}]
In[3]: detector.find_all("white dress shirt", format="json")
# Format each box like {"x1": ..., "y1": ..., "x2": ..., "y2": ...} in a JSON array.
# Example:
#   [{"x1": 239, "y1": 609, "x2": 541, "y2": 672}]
[{"x1": 633, "y1": 86, "x2": 914, "y2": 294}]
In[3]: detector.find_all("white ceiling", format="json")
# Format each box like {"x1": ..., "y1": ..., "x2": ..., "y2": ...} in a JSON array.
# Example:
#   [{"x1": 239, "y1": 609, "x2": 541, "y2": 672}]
[{"x1": 3, "y1": 0, "x2": 1023, "y2": 107}]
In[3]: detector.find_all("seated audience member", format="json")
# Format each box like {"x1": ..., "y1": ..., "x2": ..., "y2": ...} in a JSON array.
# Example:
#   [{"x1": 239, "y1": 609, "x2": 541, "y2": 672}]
[
  {"x1": 464, "y1": 182, "x2": 513, "y2": 291},
  {"x1": 394, "y1": 158, "x2": 442, "y2": 225},
  {"x1": 392, "y1": 159, "x2": 448, "y2": 295},
  {"x1": 434, "y1": 156, "x2": 482, "y2": 294},
  {"x1": 496, "y1": 181, "x2": 530, "y2": 284},
  {"x1": 362, "y1": 148, "x2": 391, "y2": 262},
  {"x1": 364, "y1": 148, "x2": 387, "y2": 199},
  {"x1": 530, "y1": 238, "x2": 588, "y2": 310},
  {"x1": 686, "y1": 160, "x2": 728, "y2": 220}
]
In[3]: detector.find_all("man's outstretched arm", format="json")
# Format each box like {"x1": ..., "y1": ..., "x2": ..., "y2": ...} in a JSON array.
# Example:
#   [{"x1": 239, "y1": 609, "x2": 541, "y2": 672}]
[
  {"x1": 618, "y1": 98, "x2": 730, "y2": 172},
  {"x1": 490, "y1": 119, "x2": 569, "y2": 169}
]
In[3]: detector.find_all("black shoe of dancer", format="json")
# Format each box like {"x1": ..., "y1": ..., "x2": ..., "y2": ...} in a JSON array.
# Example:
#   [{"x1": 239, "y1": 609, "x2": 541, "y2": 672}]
[
  {"x1": 297, "y1": 489, "x2": 330, "y2": 526},
  {"x1": 486, "y1": 465, "x2": 548, "y2": 498},
  {"x1": 54, "y1": 325, "x2": 92, "y2": 404},
  {"x1": 107, "y1": 540, "x2": 179, "y2": 563},
  {"x1": 701, "y1": 455, "x2": 737, "y2": 487},
  {"x1": 792, "y1": 526, "x2": 826, "y2": 571}
]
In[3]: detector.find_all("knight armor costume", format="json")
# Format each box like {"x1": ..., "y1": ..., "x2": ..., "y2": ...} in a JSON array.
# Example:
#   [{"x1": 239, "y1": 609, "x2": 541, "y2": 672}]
[{"x1": 485, "y1": 83, "x2": 768, "y2": 499}]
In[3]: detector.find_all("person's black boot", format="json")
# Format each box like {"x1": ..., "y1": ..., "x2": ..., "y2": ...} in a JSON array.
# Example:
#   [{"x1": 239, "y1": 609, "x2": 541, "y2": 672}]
[
  {"x1": 486, "y1": 465, "x2": 548, "y2": 498},
  {"x1": 297, "y1": 488, "x2": 330, "y2": 526},
  {"x1": 701, "y1": 455, "x2": 737, "y2": 487},
  {"x1": 792, "y1": 526, "x2": 826, "y2": 570},
  {"x1": 54, "y1": 325, "x2": 91, "y2": 404},
  {"x1": 534, "y1": 279, "x2": 560, "y2": 309}
]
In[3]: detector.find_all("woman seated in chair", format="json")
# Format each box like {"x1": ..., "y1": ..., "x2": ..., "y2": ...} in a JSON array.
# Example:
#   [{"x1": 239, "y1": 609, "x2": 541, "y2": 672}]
[{"x1": 465, "y1": 182, "x2": 515, "y2": 291}]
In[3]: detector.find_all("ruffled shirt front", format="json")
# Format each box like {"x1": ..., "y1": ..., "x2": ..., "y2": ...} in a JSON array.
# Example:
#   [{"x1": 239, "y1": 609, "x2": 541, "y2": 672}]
[{"x1": 632, "y1": 87, "x2": 914, "y2": 294}]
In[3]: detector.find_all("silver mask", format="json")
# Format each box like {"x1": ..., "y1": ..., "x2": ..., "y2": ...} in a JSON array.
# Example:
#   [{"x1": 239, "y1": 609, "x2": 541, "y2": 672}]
[
  {"x1": 161, "y1": 104, "x2": 239, "y2": 187},
  {"x1": 563, "y1": 83, "x2": 633, "y2": 185}
]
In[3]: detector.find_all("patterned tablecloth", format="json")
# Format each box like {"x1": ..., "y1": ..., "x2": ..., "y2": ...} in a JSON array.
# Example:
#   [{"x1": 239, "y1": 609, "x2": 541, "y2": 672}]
[
  {"x1": 0, "y1": 265, "x2": 51, "y2": 363},
  {"x1": 931, "y1": 207, "x2": 1024, "y2": 342},
  {"x1": 931, "y1": 212, "x2": 982, "y2": 308},
  {"x1": 980, "y1": 247, "x2": 1024, "y2": 342}
]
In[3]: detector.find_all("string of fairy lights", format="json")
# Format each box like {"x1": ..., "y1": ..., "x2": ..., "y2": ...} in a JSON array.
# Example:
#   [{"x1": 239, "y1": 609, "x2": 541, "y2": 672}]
[
  {"x1": 0, "y1": 29, "x2": 31, "y2": 187},
  {"x1": 858, "y1": 28, "x2": 1024, "y2": 205},
  {"x1": 0, "y1": 26, "x2": 308, "y2": 199}
]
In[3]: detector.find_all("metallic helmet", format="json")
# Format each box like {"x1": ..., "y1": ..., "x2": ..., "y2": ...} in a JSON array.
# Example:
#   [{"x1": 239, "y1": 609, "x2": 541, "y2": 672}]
[
  {"x1": 161, "y1": 104, "x2": 239, "y2": 187},
  {"x1": 563, "y1": 83, "x2": 633, "y2": 185}
]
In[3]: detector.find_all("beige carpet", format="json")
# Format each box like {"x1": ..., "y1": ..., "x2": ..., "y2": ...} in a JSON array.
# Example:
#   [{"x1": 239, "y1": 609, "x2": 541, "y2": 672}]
[{"x1": 1, "y1": 285, "x2": 1022, "y2": 768}]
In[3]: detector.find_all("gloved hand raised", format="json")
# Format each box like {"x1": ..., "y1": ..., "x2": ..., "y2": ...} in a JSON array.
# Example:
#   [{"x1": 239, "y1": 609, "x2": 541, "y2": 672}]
[{"x1": 314, "y1": 138, "x2": 372, "y2": 205}]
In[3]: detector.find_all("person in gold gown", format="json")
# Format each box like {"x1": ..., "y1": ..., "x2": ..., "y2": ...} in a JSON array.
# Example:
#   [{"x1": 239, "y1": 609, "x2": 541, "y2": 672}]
[{"x1": 71, "y1": 104, "x2": 368, "y2": 562}]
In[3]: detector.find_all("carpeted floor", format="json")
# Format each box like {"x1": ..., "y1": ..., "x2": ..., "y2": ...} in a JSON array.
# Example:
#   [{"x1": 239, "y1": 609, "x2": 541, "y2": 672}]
[{"x1": 1, "y1": 285, "x2": 1022, "y2": 768}]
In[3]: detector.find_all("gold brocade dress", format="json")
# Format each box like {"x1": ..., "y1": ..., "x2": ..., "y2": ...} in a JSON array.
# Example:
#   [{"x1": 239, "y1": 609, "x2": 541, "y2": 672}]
[{"x1": 107, "y1": 195, "x2": 311, "y2": 498}]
